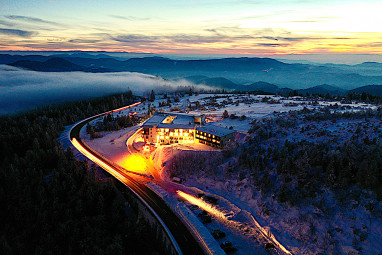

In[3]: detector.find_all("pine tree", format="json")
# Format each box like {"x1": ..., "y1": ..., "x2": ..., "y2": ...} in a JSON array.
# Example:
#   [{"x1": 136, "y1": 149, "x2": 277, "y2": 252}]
[
  {"x1": 222, "y1": 110, "x2": 229, "y2": 119},
  {"x1": 149, "y1": 90, "x2": 155, "y2": 102}
]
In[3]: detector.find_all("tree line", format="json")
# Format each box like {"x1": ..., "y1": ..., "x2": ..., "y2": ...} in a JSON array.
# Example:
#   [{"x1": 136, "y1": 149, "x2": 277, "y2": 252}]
[
  {"x1": 239, "y1": 108, "x2": 382, "y2": 205},
  {"x1": 0, "y1": 91, "x2": 164, "y2": 254}
]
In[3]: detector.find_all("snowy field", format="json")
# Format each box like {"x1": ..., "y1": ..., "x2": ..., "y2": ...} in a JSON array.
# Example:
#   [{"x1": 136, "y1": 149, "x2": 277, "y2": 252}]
[
  {"x1": 82, "y1": 93, "x2": 381, "y2": 255},
  {"x1": 143, "y1": 93, "x2": 376, "y2": 132}
]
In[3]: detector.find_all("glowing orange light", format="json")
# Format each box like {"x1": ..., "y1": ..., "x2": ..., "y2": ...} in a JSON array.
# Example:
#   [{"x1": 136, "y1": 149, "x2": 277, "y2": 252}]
[
  {"x1": 118, "y1": 154, "x2": 148, "y2": 174},
  {"x1": 177, "y1": 191, "x2": 226, "y2": 220},
  {"x1": 71, "y1": 138, "x2": 127, "y2": 183},
  {"x1": 177, "y1": 190, "x2": 292, "y2": 254},
  {"x1": 135, "y1": 136, "x2": 144, "y2": 142}
]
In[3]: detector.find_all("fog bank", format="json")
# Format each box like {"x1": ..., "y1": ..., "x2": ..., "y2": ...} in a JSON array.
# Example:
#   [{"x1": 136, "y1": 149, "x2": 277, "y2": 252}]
[{"x1": 0, "y1": 66, "x2": 207, "y2": 115}]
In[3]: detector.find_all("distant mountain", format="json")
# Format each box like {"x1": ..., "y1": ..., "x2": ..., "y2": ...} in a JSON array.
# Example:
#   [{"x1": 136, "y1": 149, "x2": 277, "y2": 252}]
[
  {"x1": 355, "y1": 62, "x2": 382, "y2": 68},
  {"x1": 349, "y1": 85, "x2": 382, "y2": 97},
  {"x1": 2, "y1": 53, "x2": 382, "y2": 90},
  {"x1": 198, "y1": 77, "x2": 238, "y2": 90},
  {"x1": 278, "y1": 87, "x2": 294, "y2": 95},
  {"x1": 182, "y1": 75, "x2": 210, "y2": 83},
  {"x1": 240, "y1": 81, "x2": 280, "y2": 93},
  {"x1": 8, "y1": 57, "x2": 108, "y2": 72},
  {"x1": 0, "y1": 54, "x2": 49, "y2": 64},
  {"x1": 298, "y1": 84, "x2": 346, "y2": 96}
]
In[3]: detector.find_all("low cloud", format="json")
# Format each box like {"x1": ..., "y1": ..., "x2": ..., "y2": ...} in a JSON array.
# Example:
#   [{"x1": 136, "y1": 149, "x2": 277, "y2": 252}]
[
  {"x1": 0, "y1": 28, "x2": 36, "y2": 37},
  {"x1": 110, "y1": 32, "x2": 251, "y2": 46},
  {"x1": 109, "y1": 15, "x2": 149, "y2": 21},
  {"x1": 5, "y1": 15, "x2": 61, "y2": 26},
  {"x1": 0, "y1": 19, "x2": 15, "y2": 27},
  {"x1": 0, "y1": 66, "x2": 211, "y2": 115}
]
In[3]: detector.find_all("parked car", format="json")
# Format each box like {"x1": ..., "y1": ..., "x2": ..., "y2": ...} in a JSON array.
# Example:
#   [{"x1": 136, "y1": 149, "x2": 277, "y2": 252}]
[
  {"x1": 220, "y1": 241, "x2": 237, "y2": 253},
  {"x1": 200, "y1": 214, "x2": 212, "y2": 224},
  {"x1": 264, "y1": 242, "x2": 275, "y2": 250},
  {"x1": 212, "y1": 229, "x2": 226, "y2": 239}
]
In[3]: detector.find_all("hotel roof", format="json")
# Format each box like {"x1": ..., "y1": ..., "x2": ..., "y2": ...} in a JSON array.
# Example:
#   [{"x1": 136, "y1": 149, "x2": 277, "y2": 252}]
[
  {"x1": 142, "y1": 113, "x2": 197, "y2": 128},
  {"x1": 196, "y1": 124, "x2": 235, "y2": 137},
  {"x1": 142, "y1": 114, "x2": 167, "y2": 127},
  {"x1": 142, "y1": 113, "x2": 236, "y2": 137}
]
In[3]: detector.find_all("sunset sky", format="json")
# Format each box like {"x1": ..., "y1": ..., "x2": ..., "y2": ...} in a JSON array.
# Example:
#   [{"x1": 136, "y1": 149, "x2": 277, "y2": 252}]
[{"x1": 1, "y1": 0, "x2": 382, "y2": 58}]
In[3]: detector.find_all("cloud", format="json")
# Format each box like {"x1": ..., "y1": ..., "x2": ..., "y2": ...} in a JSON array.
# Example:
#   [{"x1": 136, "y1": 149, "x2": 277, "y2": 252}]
[
  {"x1": 0, "y1": 67, "x2": 212, "y2": 115},
  {"x1": 68, "y1": 39, "x2": 102, "y2": 44},
  {"x1": 109, "y1": 15, "x2": 149, "y2": 21},
  {"x1": 111, "y1": 34, "x2": 160, "y2": 45},
  {"x1": 5, "y1": 15, "x2": 61, "y2": 26},
  {"x1": 110, "y1": 32, "x2": 253, "y2": 46},
  {"x1": 256, "y1": 43, "x2": 284, "y2": 47},
  {"x1": 0, "y1": 28, "x2": 36, "y2": 37},
  {"x1": 0, "y1": 19, "x2": 15, "y2": 27}
]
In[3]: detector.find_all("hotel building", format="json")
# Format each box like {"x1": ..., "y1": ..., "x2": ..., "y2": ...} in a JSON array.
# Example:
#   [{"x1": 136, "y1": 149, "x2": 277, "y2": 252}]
[{"x1": 142, "y1": 113, "x2": 234, "y2": 148}]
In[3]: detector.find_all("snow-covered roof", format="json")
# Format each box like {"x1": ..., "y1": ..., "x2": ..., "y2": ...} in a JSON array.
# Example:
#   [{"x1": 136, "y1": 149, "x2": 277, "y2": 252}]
[
  {"x1": 142, "y1": 114, "x2": 167, "y2": 127},
  {"x1": 157, "y1": 123, "x2": 195, "y2": 129},
  {"x1": 142, "y1": 112, "x2": 200, "y2": 128},
  {"x1": 196, "y1": 124, "x2": 235, "y2": 137}
]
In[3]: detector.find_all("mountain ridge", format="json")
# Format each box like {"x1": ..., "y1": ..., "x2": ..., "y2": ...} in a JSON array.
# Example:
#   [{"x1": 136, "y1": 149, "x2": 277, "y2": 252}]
[{"x1": 3, "y1": 53, "x2": 382, "y2": 91}]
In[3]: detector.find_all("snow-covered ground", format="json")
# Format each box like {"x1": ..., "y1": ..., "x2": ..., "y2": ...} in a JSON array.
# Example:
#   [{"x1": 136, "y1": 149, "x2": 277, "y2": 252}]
[
  {"x1": 81, "y1": 94, "x2": 381, "y2": 255},
  {"x1": 145, "y1": 93, "x2": 376, "y2": 132}
]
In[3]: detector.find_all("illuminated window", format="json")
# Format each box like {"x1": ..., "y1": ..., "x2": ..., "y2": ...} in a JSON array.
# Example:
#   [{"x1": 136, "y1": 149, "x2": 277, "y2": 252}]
[
  {"x1": 170, "y1": 132, "x2": 174, "y2": 136},
  {"x1": 161, "y1": 129, "x2": 164, "y2": 132},
  {"x1": 165, "y1": 129, "x2": 169, "y2": 132},
  {"x1": 213, "y1": 135, "x2": 215, "y2": 138},
  {"x1": 166, "y1": 136, "x2": 169, "y2": 139}
]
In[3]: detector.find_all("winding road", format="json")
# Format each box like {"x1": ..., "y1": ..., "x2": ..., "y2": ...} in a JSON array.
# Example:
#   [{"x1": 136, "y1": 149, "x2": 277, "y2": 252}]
[{"x1": 69, "y1": 102, "x2": 206, "y2": 255}]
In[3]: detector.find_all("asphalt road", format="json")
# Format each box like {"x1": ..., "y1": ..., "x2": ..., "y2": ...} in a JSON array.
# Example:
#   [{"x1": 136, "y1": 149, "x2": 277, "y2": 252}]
[{"x1": 69, "y1": 105, "x2": 206, "y2": 255}]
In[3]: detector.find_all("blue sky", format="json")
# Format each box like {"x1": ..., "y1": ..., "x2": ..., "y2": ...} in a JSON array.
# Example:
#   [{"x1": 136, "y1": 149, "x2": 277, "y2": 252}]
[{"x1": 1, "y1": 0, "x2": 382, "y2": 61}]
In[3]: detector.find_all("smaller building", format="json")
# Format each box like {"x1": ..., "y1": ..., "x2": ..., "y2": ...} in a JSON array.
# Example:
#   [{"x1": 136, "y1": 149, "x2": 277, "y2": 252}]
[{"x1": 195, "y1": 124, "x2": 235, "y2": 148}]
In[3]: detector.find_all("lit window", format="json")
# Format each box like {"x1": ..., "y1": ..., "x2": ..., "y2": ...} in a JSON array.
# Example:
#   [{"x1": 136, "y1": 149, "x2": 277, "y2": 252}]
[
  {"x1": 161, "y1": 129, "x2": 164, "y2": 132},
  {"x1": 213, "y1": 135, "x2": 215, "y2": 138},
  {"x1": 170, "y1": 132, "x2": 174, "y2": 136}
]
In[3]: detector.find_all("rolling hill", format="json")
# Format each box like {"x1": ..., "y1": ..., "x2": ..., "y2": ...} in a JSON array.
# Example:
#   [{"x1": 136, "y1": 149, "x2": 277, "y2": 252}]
[
  {"x1": 2, "y1": 53, "x2": 382, "y2": 93},
  {"x1": 298, "y1": 84, "x2": 346, "y2": 96},
  {"x1": 8, "y1": 58, "x2": 108, "y2": 72},
  {"x1": 349, "y1": 85, "x2": 382, "y2": 97}
]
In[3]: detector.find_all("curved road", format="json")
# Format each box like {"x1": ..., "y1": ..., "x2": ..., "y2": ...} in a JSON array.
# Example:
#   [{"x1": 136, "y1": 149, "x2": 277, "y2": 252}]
[{"x1": 69, "y1": 102, "x2": 206, "y2": 255}]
